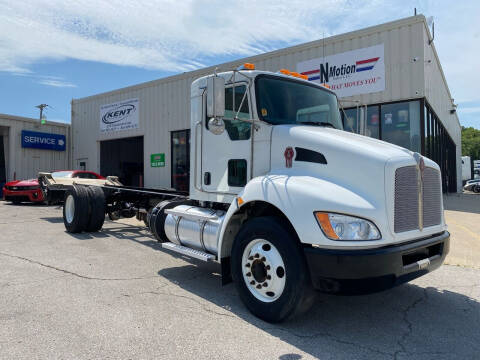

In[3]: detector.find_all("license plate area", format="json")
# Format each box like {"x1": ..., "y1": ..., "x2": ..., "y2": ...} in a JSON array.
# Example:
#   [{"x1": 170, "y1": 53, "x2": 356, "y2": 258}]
[{"x1": 402, "y1": 242, "x2": 443, "y2": 270}]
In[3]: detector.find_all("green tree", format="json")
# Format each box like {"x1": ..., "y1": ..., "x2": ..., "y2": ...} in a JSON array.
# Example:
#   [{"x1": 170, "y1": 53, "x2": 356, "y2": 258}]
[{"x1": 462, "y1": 126, "x2": 480, "y2": 160}]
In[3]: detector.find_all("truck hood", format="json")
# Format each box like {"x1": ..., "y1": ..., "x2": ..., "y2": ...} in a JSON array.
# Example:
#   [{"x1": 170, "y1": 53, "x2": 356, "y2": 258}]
[
  {"x1": 270, "y1": 125, "x2": 415, "y2": 220},
  {"x1": 271, "y1": 125, "x2": 413, "y2": 173}
]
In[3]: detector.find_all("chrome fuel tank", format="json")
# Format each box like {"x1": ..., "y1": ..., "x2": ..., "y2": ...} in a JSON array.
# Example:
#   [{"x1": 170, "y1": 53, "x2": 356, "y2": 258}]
[{"x1": 164, "y1": 205, "x2": 226, "y2": 254}]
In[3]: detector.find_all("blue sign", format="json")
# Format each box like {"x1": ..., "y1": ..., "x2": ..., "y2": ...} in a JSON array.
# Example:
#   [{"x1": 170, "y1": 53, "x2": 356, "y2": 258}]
[{"x1": 21, "y1": 130, "x2": 66, "y2": 151}]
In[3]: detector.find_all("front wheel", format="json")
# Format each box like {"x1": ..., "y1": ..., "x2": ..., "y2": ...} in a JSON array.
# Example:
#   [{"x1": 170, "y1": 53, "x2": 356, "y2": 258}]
[{"x1": 231, "y1": 216, "x2": 314, "y2": 323}]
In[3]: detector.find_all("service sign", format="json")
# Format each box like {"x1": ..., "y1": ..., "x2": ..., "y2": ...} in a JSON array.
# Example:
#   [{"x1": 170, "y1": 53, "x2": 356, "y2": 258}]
[
  {"x1": 297, "y1": 44, "x2": 385, "y2": 98},
  {"x1": 100, "y1": 98, "x2": 139, "y2": 133},
  {"x1": 21, "y1": 130, "x2": 66, "y2": 151}
]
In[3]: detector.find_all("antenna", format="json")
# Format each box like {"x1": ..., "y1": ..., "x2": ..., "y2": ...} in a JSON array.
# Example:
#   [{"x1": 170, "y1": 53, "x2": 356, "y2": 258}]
[{"x1": 35, "y1": 104, "x2": 49, "y2": 124}]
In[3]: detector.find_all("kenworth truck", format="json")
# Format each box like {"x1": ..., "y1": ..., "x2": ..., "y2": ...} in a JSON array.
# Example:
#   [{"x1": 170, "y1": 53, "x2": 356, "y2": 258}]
[{"x1": 56, "y1": 64, "x2": 450, "y2": 322}]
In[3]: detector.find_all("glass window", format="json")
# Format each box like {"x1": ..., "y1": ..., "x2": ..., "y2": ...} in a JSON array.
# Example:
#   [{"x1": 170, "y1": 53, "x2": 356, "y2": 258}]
[
  {"x1": 366, "y1": 106, "x2": 380, "y2": 139},
  {"x1": 342, "y1": 108, "x2": 359, "y2": 133},
  {"x1": 171, "y1": 130, "x2": 190, "y2": 192},
  {"x1": 256, "y1": 75, "x2": 343, "y2": 130},
  {"x1": 74, "y1": 172, "x2": 98, "y2": 179},
  {"x1": 381, "y1": 101, "x2": 421, "y2": 152},
  {"x1": 228, "y1": 159, "x2": 247, "y2": 187},
  {"x1": 52, "y1": 171, "x2": 73, "y2": 178},
  {"x1": 341, "y1": 106, "x2": 379, "y2": 139},
  {"x1": 224, "y1": 85, "x2": 251, "y2": 141}
]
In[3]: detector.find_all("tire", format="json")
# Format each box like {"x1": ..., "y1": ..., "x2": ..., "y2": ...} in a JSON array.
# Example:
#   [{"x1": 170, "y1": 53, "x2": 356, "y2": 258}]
[
  {"x1": 63, "y1": 185, "x2": 89, "y2": 233},
  {"x1": 85, "y1": 186, "x2": 105, "y2": 232},
  {"x1": 474, "y1": 185, "x2": 480, "y2": 193},
  {"x1": 150, "y1": 200, "x2": 190, "y2": 242},
  {"x1": 231, "y1": 216, "x2": 314, "y2": 323}
]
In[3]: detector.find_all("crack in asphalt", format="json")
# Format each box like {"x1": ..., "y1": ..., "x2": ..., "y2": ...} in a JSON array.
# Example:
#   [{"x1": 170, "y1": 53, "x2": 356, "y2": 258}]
[
  {"x1": 0, "y1": 252, "x2": 159, "y2": 281},
  {"x1": 393, "y1": 289, "x2": 427, "y2": 360}
]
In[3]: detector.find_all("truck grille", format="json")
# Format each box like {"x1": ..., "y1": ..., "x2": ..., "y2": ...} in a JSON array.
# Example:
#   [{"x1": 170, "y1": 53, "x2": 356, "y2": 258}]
[
  {"x1": 394, "y1": 166, "x2": 442, "y2": 233},
  {"x1": 422, "y1": 167, "x2": 442, "y2": 228}
]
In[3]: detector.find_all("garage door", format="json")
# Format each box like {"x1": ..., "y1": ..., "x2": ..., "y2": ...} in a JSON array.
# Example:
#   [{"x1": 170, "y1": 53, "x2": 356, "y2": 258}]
[{"x1": 100, "y1": 136, "x2": 144, "y2": 186}]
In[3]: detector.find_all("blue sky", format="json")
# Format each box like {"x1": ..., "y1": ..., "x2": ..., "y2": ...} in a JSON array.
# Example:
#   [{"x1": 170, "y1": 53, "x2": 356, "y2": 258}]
[{"x1": 0, "y1": 0, "x2": 479, "y2": 129}]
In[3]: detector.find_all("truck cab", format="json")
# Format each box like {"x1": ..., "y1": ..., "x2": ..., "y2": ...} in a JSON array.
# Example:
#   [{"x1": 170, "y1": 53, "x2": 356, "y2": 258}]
[{"x1": 61, "y1": 65, "x2": 449, "y2": 322}]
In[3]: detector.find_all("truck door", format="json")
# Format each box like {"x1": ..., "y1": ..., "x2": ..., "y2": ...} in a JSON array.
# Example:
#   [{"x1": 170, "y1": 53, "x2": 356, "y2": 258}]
[{"x1": 202, "y1": 83, "x2": 252, "y2": 194}]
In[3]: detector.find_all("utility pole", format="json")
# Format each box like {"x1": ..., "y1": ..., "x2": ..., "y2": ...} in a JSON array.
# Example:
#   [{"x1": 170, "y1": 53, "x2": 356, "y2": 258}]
[{"x1": 35, "y1": 104, "x2": 48, "y2": 124}]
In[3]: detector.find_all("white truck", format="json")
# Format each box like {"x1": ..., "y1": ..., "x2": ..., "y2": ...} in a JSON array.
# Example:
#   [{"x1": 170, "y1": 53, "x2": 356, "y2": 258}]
[
  {"x1": 59, "y1": 64, "x2": 450, "y2": 322},
  {"x1": 462, "y1": 155, "x2": 472, "y2": 183}
]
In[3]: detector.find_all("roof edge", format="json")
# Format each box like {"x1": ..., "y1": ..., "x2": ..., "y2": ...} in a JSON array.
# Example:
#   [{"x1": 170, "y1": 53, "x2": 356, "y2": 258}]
[{"x1": 0, "y1": 113, "x2": 70, "y2": 127}]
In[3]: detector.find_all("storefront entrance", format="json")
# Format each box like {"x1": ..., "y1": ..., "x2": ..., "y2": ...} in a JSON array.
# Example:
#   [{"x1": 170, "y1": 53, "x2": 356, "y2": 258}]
[
  {"x1": 100, "y1": 136, "x2": 144, "y2": 187},
  {"x1": 0, "y1": 134, "x2": 6, "y2": 195},
  {"x1": 171, "y1": 130, "x2": 190, "y2": 192}
]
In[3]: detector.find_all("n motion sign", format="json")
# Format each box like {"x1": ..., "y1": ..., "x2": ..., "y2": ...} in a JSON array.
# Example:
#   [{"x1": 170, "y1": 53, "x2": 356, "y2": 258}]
[
  {"x1": 21, "y1": 130, "x2": 66, "y2": 151},
  {"x1": 297, "y1": 44, "x2": 385, "y2": 98}
]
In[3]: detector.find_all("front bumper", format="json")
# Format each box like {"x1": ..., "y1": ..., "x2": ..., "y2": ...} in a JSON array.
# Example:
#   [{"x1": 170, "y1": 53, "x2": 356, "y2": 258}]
[
  {"x1": 3, "y1": 188, "x2": 45, "y2": 202},
  {"x1": 304, "y1": 231, "x2": 450, "y2": 294}
]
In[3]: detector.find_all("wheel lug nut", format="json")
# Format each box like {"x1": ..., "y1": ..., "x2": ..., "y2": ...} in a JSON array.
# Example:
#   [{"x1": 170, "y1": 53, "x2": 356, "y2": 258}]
[
  {"x1": 266, "y1": 265, "x2": 271, "y2": 270},
  {"x1": 267, "y1": 275, "x2": 271, "y2": 280},
  {"x1": 263, "y1": 282, "x2": 268, "y2": 287},
  {"x1": 261, "y1": 257, "x2": 266, "y2": 262},
  {"x1": 248, "y1": 256, "x2": 253, "y2": 261},
  {"x1": 256, "y1": 284, "x2": 262, "y2": 289},
  {"x1": 254, "y1": 253, "x2": 260, "y2": 258},
  {"x1": 245, "y1": 263, "x2": 251, "y2": 267},
  {"x1": 246, "y1": 272, "x2": 251, "y2": 277},
  {"x1": 250, "y1": 280, "x2": 255, "y2": 285}
]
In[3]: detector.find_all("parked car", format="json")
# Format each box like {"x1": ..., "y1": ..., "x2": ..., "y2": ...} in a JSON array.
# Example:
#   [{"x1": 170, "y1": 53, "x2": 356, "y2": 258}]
[
  {"x1": 3, "y1": 170, "x2": 105, "y2": 204},
  {"x1": 463, "y1": 179, "x2": 480, "y2": 193}
]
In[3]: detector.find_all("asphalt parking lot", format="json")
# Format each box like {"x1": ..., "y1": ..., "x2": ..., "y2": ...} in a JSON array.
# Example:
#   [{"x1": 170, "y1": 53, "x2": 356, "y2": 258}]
[{"x1": 1, "y1": 199, "x2": 479, "y2": 359}]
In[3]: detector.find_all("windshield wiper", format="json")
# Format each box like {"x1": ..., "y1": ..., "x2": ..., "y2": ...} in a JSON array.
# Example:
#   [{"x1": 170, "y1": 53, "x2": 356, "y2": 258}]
[{"x1": 298, "y1": 121, "x2": 336, "y2": 129}]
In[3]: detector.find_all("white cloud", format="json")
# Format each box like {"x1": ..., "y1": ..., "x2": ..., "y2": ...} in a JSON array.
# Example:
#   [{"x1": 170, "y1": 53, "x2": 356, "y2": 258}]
[
  {"x1": 0, "y1": 0, "x2": 479, "y2": 106},
  {"x1": 37, "y1": 79, "x2": 77, "y2": 88}
]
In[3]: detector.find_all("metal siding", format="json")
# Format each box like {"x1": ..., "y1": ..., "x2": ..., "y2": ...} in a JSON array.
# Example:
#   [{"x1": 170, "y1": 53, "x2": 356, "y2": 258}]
[
  {"x1": 0, "y1": 114, "x2": 70, "y2": 182},
  {"x1": 72, "y1": 16, "x2": 458, "y2": 190},
  {"x1": 422, "y1": 26, "x2": 462, "y2": 191}
]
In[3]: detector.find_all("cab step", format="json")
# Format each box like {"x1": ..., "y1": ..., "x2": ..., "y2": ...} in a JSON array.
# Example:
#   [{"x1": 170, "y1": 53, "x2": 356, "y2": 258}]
[{"x1": 161, "y1": 242, "x2": 216, "y2": 262}]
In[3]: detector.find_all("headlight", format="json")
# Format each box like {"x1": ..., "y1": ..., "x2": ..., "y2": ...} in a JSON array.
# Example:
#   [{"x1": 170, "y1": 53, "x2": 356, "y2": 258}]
[{"x1": 314, "y1": 212, "x2": 381, "y2": 241}]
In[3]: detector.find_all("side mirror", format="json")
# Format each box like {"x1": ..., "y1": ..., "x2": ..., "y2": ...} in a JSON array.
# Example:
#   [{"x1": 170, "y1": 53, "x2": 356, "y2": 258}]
[{"x1": 207, "y1": 76, "x2": 225, "y2": 118}]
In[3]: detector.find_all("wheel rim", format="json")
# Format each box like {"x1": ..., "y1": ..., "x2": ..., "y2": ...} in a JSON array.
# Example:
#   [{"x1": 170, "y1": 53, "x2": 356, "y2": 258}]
[
  {"x1": 241, "y1": 239, "x2": 286, "y2": 302},
  {"x1": 65, "y1": 195, "x2": 75, "y2": 223}
]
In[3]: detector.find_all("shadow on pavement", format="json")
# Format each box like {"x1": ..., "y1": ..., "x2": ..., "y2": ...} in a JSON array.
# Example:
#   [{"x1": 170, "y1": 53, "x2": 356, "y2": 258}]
[
  {"x1": 444, "y1": 193, "x2": 480, "y2": 214},
  {"x1": 40, "y1": 217, "x2": 64, "y2": 224},
  {"x1": 158, "y1": 262, "x2": 480, "y2": 359},
  {"x1": 59, "y1": 219, "x2": 480, "y2": 358}
]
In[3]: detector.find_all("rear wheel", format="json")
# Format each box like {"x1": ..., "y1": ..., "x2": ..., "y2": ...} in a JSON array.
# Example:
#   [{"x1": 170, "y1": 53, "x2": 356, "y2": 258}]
[
  {"x1": 85, "y1": 186, "x2": 105, "y2": 232},
  {"x1": 231, "y1": 216, "x2": 314, "y2": 323},
  {"x1": 150, "y1": 200, "x2": 190, "y2": 242},
  {"x1": 63, "y1": 185, "x2": 89, "y2": 233},
  {"x1": 474, "y1": 185, "x2": 480, "y2": 193}
]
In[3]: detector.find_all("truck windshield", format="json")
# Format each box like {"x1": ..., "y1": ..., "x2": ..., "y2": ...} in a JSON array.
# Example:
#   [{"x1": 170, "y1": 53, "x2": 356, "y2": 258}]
[{"x1": 255, "y1": 75, "x2": 343, "y2": 130}]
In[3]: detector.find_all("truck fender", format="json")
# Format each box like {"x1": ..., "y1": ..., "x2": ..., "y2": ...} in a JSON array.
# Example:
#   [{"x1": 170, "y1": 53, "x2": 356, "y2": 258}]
[{"x1": 217, "y1": 174, "x2": 380, "y2": 268}]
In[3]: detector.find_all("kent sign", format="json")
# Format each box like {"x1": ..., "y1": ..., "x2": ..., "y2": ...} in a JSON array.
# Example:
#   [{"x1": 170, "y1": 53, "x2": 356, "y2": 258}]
[
  {"x1": 21, "y1": 130, "x2": 66, "y2": 151},
  {"x1": 100, "y1": 98, "x2": 139, "y2": 133},
  {"x1": 297, "y1": 44, "x2": 385, "y2": 97}
]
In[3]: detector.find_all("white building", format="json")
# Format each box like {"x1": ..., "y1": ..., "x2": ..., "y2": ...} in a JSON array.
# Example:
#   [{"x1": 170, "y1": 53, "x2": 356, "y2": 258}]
[
  {"x1": 71, "y1": 15, "x2": 461, "y2": 192},
  {"x1": 0, "y1": 114, "x2": 70, "y2": 187}
]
